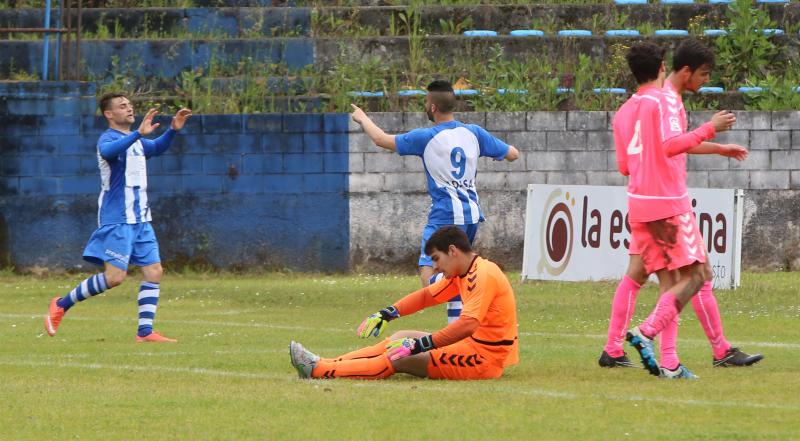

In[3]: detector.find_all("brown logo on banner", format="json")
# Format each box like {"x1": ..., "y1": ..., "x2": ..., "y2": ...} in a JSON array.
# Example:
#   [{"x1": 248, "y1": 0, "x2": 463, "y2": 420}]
[{"x1": 538, "y1": 188, "x2": 576, "y2": 276}]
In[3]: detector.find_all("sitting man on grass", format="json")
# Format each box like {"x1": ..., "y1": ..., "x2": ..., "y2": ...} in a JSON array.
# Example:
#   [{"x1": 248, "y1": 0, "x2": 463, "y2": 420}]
[{"x1": 289, "y1": 226, "x2": 519, "y2": 380}]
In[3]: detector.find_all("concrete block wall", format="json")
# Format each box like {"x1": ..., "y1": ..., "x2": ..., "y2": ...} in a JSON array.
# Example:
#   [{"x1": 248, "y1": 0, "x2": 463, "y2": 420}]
[
  {"x1": 2, "y1": 82, "x2": 799, "y2": 272},
  {"x1": 0, "y1": 82, "x2": 348, "y2": 271},
  {"x1": 349, "y1": 111, "x2": 800, "y2": 272}
]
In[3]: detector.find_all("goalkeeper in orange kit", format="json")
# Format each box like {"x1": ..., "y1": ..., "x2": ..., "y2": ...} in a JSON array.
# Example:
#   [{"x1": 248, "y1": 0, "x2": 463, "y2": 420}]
[{"x1": 289, "y1": 226, "x2": 519, "y2": 380}]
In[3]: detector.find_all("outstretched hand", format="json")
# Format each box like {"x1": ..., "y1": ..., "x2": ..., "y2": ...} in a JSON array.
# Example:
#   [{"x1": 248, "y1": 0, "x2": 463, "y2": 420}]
[
  {"x1": 137, "y1": 109, "x2": 160, "y2": 136},
  {"x1": 171, "y1": 108, "x2": 193, "y2": 130},
  {"x1": 719, "y1": 144, "x2": 748, "y2": 161}
]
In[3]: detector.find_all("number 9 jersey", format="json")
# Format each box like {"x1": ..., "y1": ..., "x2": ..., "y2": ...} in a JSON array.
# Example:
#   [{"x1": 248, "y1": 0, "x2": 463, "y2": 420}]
[{"x1": 395, "y1": 121, "x2": 510, "y2": 225}]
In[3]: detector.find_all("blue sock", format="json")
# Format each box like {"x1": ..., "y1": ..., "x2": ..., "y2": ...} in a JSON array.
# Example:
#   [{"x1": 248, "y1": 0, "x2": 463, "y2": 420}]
[
  {"x1": 137, "y1": 281, "x2": 160, "y2": 337},
  {"x1": 429, "y1": 273, "x2": 462, "y2": 323},
  {"x1": 57, "y1": 273, "x2": 109, "y2": 311},
  {"x1": 447, "y1": 294, "x2": 463, "y2": 324},
  {"x1": 428, "y1": 272, "x2": 445, "y2": 285}
]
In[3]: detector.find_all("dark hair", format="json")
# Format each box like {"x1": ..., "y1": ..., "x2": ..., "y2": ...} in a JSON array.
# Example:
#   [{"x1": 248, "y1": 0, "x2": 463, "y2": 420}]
[
  {"x1": 424, "y1": 226, "x2": 472, "y2": 255},
  {"x1": 672, "y1": 38, "x2": 715, "y2": 72},
  {"x1": 427, "y1": 80, "x2": 454, "y2": 93},
  {"x1": 625, "y1": 42, "x2": 666, "y2": 84},
  {"x1": 99, "y1": 92, "x2": 127, "y2": 112},
  {"x1": 426, "y1": 80, "x2": 456, "y2": 113}
]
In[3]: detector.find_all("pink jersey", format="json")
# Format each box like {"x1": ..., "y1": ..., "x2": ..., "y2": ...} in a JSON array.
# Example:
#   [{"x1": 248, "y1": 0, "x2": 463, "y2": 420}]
[{"x1": 613, "y1": 85, "x2": 715, "y2": 222}]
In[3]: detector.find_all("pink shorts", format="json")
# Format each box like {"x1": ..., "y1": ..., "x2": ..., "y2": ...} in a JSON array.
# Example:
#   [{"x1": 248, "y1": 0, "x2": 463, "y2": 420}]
[
  {"x1": 628, "y1": 234, "x2": 640, "y2": 255},
  {"x1": 630, "y1": 212, "x2": 706, "y2": 274}
]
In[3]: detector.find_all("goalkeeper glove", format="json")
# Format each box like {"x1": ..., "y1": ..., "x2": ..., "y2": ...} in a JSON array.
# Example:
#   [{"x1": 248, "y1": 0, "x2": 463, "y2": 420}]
[
  {"x1": 386, "y1": 335, "x2": 435, "y2": 361},
  {"x1": 356, "y1": 306, "x2": 399, "y2": 338}
]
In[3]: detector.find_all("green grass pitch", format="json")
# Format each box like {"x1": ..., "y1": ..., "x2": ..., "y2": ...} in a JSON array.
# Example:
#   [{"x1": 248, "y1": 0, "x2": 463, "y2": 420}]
[{"x1": 1, "y1": 270, "x2": 798, "y2": 440}]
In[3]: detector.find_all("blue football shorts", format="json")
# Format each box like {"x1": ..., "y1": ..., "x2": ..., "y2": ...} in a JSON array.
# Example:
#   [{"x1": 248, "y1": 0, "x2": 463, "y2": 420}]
[
  {"x1": 418, "y1": 223, "x2": 479, "y2": 267},
  {"x1": 83, "y1": 222, "x2": 161, "y2": 270}
]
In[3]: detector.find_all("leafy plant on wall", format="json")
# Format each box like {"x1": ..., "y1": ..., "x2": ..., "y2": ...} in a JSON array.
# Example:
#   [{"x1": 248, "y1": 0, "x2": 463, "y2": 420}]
[{"x1": 713, "y1": 0, "x2": 780, "y2": 90}]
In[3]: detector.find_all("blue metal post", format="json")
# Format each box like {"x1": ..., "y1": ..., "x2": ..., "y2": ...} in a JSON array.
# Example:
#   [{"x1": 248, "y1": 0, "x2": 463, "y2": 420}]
[
  {"x1": 43, "y1": 0, "x2": 51, "y2": 80},
  {"x1": 54, "y1": 0, "x2": 63, "y2": 80}
]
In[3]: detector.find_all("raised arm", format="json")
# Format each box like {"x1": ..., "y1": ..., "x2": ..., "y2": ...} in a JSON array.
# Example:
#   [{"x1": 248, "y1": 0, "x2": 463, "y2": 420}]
[
  {"x1": 100, "y1": 108, "x2": 160, "y2": 159},
  {"x1": 141, "y1": 108, "x2": 191, "y2": 158},
  {"x1": 141, "y1": 129, "x2": 176, "y2": 158},
  {"x1": 350, "y1": 104, "x2": 397, "y2": 151},
  {"x1": 99, "y1": 131, "x2": 142, "y2": 160}
]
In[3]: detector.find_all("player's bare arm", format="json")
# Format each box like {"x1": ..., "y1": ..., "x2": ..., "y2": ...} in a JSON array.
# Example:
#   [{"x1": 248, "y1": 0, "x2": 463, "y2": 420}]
[
  {"x1": 688, "y1": 142, "x2": 748, "y2": 161},
  {"x1": 350, "y1": 103, "x2": 397, "y2": 151},
  {"x1": 171, "y1": 108, "x2": 193, "y2": 130}
]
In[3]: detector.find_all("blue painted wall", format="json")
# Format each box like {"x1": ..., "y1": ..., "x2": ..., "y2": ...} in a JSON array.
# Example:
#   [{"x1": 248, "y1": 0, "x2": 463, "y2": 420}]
[
  {"x1": 0, "y1": 82, "x2": 349, "y2": 271},
  {"x1": 0, "y1": 38, "x2": 314, "y2": 80}
]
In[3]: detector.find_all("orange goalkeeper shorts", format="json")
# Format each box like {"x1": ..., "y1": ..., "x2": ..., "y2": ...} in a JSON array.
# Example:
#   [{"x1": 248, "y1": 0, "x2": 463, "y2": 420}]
[{"x1": 426, "y1": 339, "x2": 505, "y2": 380}]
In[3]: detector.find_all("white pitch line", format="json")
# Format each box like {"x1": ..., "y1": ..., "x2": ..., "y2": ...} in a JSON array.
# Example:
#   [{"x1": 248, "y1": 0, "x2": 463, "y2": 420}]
[
  {"x1": 18, "y1": 348, "x2": 311, "y2": 359},
  {"x1": 0, "y1": 313, "x2": 349, "y2": 333},
  {"x1": 520, "y1": 331, "x2": 800, "y2": 350},
  {"x1": 2, "y1": 313, "x2": 798, "y2": 349},
  {"x1": 1, "y1": 359, "x2": 798, "y2": 412},
  {"x1": 0, "y1": 359, "x2": 285, "y2": 381}
]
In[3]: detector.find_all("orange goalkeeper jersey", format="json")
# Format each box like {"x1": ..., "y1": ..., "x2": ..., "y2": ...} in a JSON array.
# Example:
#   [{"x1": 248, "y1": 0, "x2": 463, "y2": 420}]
[{"x1": 396, "y1": 256, "x2": 519, "y2": 367}]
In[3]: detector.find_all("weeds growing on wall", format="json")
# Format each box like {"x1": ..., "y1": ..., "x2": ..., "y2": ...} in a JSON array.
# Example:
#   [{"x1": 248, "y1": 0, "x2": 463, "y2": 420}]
[
  {"x1": 742, "y1": 60, "x2": 800, "y2": 111},
  {"x1": 713, "y1": 0, "x2": 781, "y2": 90},
  {"x1": 6, "y1": 0, "x2": 797, "y2": 112},
  {"x1": 2, "y1": 58, "x2": 38, "y2": 80}
]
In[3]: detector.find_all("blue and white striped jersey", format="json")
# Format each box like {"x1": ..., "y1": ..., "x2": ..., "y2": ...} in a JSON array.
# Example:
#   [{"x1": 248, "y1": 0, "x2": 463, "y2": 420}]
[
  {"x1": 396, "y1": 121, "x2": 510, "y2": 225},
  {"x1": 95, "y1": 128, "x2": 176, "y2": 226}
]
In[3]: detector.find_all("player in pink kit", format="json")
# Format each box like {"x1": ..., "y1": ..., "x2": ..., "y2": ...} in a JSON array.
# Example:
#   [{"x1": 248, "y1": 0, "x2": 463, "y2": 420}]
[
  {"x1": 600, "y1": 40, "x2": 763, "y2": 376},
  {"x1": 611, "y1": 42, "x2": 742, "y2": 377}
]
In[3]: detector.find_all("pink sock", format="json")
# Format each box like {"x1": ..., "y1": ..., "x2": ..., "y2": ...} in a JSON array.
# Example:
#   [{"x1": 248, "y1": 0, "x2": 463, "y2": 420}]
[
  {"x1": 604, "y1": 275, "x2": 641, "y2": 357},
  {"x1": 691, "y1": 281, "x2": 731, "y2": 359},
  {"x1": 640, "y1": 292, "x2": 682, "y2": 338},
  {"x1": 659, "y1": 314, "x2": 680, "y2": 370}
]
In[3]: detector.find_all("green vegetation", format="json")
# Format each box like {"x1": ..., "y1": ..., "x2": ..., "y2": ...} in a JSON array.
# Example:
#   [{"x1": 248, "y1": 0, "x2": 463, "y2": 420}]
[
  {"x1": 713, "y1": 0, "x2": 781, "y2": 90},
  {"x1": 2, "y1": 1, "x2": 799, "y2": 111},
  {"x1": 0, "y1": 271, "x2": 798, "y2": 439},
  {"x1": 0, "y1": 0, "x2": 193, "y2": 7}
]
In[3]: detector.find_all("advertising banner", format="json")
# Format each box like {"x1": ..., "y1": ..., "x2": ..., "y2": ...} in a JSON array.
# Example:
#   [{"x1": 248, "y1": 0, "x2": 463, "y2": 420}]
[{"x1": 521, "y1": 185, "x2": 743, "y2": 289}]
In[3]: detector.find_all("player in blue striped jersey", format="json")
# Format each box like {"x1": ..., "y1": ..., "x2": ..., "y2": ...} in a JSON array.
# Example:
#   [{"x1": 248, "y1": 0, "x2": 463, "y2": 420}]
[
  {"x1": 44, "y1": 93, "x2": 191, "y2": 342},
  {"x1": 351, "y1": 80, "x2": 519, "y2": 323}
]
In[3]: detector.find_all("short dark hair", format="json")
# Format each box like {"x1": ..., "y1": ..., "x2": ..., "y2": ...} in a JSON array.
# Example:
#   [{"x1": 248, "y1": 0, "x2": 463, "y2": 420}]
[
  {"x1": 672, "y1": 38, "x2": 715, "y2": 72},
  {"x1": 426, "y1": 80, "x2": 456, "y2": 113},
  {"x1": 99, "y1": 92, "x2": 127, "y2": 112},
  {"x1": 626, "y1": 42, "x2": 666, "y2": 84},
  {"x1": 424, "y1": 226, "x2": 472, "y2": 256}
]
